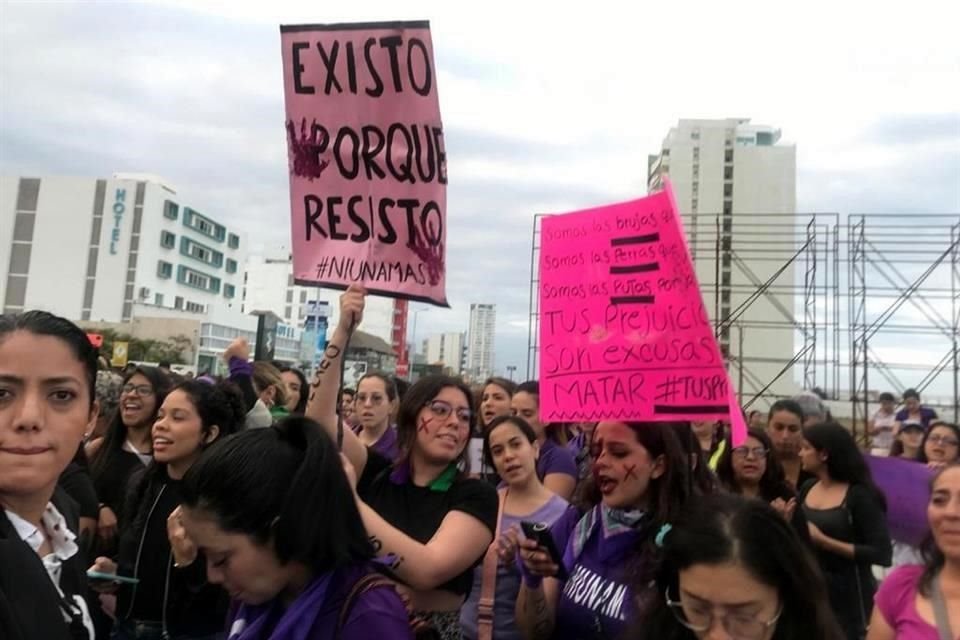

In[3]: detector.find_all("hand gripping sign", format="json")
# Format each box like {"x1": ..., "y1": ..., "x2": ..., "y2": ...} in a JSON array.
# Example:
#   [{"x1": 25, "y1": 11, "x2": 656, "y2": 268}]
[
  {"x1": 538, "y1": 183, "x2": 747, "y2": 445},
  {"x1": 280, "y1": 21, "x2": 448, "y2": 307}
]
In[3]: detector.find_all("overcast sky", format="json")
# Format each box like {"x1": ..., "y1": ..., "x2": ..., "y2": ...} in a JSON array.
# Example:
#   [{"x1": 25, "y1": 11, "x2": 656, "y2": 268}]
[{"x1": 2, "y1": 0, "x2": 959, "y2": 385}]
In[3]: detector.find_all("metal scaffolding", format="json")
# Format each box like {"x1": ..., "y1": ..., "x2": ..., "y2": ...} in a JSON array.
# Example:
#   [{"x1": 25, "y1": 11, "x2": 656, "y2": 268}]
[
  {"x1": 846, "y1": 214, "x2": 960, "y2": 437},
  {"x1": 527, "y1": 211, "x2": 960, "y2": 432}
]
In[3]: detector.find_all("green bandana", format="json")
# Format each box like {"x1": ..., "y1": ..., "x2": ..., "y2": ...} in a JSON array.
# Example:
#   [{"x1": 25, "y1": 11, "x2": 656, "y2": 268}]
[{"x1": 428, "y1": 464, "x2": 458, "y2": 492}]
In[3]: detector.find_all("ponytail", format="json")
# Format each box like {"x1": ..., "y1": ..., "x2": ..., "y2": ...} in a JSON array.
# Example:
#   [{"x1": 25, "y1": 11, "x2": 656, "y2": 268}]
[{"x1": 182, "y1": 416, "x2": 373, "y2": 571}]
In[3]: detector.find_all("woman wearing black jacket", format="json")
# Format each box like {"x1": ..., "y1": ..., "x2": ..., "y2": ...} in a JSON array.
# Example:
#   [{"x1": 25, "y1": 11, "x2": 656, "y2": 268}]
[
  {"x1": 1, "y1": 311, "x2": 101, "y2": 639},
  {"x1": 90, "y1": 380, "x2": 244, "y2": 639}
]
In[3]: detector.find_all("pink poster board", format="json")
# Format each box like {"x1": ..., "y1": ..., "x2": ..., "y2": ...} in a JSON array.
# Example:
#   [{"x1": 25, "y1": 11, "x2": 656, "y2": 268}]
[
  {"x1": 538, "y1": 185, "x2": 747, "y2": 443},
  {"x1": 280, "y1": 21, "x2": 448, "y2": 306}
]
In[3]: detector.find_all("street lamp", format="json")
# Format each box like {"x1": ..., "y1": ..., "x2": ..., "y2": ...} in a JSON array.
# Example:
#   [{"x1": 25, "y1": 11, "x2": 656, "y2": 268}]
[{"x1": 506, "y1": 365, "x2": 517, "y2": 381}]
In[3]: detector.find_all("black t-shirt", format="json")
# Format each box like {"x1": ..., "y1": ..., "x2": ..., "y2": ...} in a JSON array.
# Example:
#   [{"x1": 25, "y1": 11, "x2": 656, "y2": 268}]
[{"x1": 358, "y1": 451, "x2": 498, "y2": 598}]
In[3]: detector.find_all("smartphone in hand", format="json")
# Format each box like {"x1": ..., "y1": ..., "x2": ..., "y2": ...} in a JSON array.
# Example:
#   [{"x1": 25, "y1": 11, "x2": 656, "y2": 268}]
[
  {"x1": 520, "y1": 521, "x2": 568, "y2": 581},
  {"x1": 86, "y1": 570, "x2": 140, "y2": 585}
]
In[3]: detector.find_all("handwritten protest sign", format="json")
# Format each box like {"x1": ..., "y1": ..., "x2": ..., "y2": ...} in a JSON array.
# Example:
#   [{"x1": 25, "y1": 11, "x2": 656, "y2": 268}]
[
  {"x1": 280, "y1": 21, "x2": 448, "y2": 306},
  {"x1": 538, "y1": 184, "x2": 747, "y2": 444},
  {"x1": 866, "y1": 455, "x2": 934, "y2": 546}
]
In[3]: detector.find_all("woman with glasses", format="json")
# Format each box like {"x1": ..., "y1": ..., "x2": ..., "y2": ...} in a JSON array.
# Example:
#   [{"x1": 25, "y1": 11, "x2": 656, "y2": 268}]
[
  {"x1": 86, "y1": 366, "x2": 171, "y2": 550},
  {"x1": 353, "y1": 372, "x2": 400, "y2": 461},
  {"x1": 799, "y1": 422, "x2": 893, "y2": 640},
  {"x1": 715, "y1": 429, "x2": 810, "y2": 541},
  {"x1": 917, "y1": 423, "x2": 960, "y2": 469},
  {"x1": 634, "y1": 493, "x2": 843, "y2": 640},
  {"x1": 307, "y1": 286, "x2": 498, "y2": 640}
]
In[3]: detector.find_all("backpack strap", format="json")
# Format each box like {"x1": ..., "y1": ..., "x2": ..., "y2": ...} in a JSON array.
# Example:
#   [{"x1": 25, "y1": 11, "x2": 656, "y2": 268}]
[
  {"x1": 336, "y1": 573, "x2": 399, "y2": 638},
  {"x1": 477, "y1": 488, "x2": 507, "y2": 640}
]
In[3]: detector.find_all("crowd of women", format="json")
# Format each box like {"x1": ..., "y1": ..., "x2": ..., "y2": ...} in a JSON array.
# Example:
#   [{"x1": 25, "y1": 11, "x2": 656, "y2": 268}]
[{"x1": 2, "y1": 289, "x2": 959, "y2": 640}]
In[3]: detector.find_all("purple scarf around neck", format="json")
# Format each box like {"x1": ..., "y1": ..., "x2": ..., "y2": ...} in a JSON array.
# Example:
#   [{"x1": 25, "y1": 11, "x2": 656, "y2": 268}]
[{"x1": 227, "y1": 571, "x2": 333, "y2": 640}]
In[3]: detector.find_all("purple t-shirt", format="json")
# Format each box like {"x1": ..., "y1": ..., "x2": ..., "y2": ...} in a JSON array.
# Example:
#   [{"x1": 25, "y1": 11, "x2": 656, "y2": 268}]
[
  {"x1": 548, "y1": 506, "x2": 640, "y2": 640},
  {"x1": 875, "y1": 564, "x2": 940, "y2": 640},
  {"x1": 537, "y1": 439, "x2": 578, "y2": 483},
  {"x1": 368, "y1": 426, "x2": 400, "y2": 462},
  {"x1": 460, "y1": 495, "x2": 569, "y2": 640},
  {"x1": 226, "y1": 564, "x2": 411, "y2": 640},
  {"x1": 895, "y1": 407, "x2": 938, "y2": 429}
]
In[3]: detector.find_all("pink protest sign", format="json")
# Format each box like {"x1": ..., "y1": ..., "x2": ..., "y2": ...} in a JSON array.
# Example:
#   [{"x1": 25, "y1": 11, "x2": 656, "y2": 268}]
[
  {"x1": 280, "y1": 21, "x2": 448, "y2": 306},
  {"x1": 538, "y1": 185, "x2": 746, "y2": 444}
]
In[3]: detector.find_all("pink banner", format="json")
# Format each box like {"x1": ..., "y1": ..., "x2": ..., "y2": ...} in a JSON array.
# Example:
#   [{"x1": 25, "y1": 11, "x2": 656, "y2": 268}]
[
  {"x1": 280, "y1": 21, "x2": 448, "y2": 306},
  {"x1": 538, "y1": 185, "x2": 747, "y2": 444}
]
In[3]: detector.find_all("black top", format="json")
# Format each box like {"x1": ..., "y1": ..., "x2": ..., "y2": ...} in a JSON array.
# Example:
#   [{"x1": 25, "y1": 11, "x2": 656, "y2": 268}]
[
  {"x1": 59, "y1": 463, "x2": 99, "y2": 520},
  {"x1": 115, "y1": 468, "x2": 227, "y2": 634},
  {"x1": 358, "y1": 450, "x2": 498, "y2": 597},
  {"x1": 800, "y1": 482, "x2": 892, "y2": 639},
  {"x1": 0, "y1": 488, "x2": 95, "y2": 640},
  {"x1": 91, "y1": 448, "x2": 145, "y2": 519}
]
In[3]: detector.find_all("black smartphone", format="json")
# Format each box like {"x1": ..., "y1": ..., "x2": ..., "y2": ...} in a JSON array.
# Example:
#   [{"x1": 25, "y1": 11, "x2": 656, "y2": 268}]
[{"x1": 520, "y1": 520, "x2": 568, "y2": 581}]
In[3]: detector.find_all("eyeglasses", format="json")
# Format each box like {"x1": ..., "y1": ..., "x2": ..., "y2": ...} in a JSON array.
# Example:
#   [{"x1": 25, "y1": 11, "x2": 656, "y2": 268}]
[
  {"x1": 121, "y1": 384, "x2": 154, "y2": 397},
  {"x1": 732, "y1": 446, "x2": 768, "y2": 459},
  {"x1": 665, "y1": 587, "x2": 782, "y2": 639},
  {"x1": 427, "y1": 400, "x2": 472, "y2": 426},
  {"x1": 355, "y1": 393, "x2": 386, "y2": 406},
  {"x1": 928, "y1": 434, "x2": 960, "y2": 447}
]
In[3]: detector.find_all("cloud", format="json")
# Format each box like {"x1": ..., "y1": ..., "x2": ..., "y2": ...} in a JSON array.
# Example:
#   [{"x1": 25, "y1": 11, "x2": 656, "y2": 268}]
[{"x1": 2, "y1": 0, "x2": 959, "y2": 381}]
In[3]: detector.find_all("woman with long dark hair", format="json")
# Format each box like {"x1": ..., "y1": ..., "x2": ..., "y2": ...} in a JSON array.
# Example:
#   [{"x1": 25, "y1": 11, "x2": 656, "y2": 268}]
[
  {"x1": 0, "y1": 311, "x2": 101, "y2": 638},
  {"x1": 274, "y1": 364, "x2": 309, "y2": 415},
  {"x1": 889, "y1": 422, "x2": 925, "y2": 460},
  {"x1": 511, "y1": 381, "x2": 578, "y2": 501},
  {"x1": 716, "y1": 428, "x2": 810, "y2": 540},
  {"x1": 86, "y1": 366, "x2": 171, "y2": 548},
  {"x1": 459, "y1": 415, "x2": 569, "y2": 640},
  {"x1": 169, "y1": 418, "x2": 412, "y2": 639},
  {"x1": 307, "y1": 287, "x2": 497, "y2": 639},
  {"x1": 917, "y1": 422, "x2": 960, "y2": 469},
  {"x1": 514, "y1": 421, "x2": 696, "y2": 640},
  {"x1": 868, "y1": 463, "x2": 960, "y2": 639},
  {"x1": 634, "y1": 493, "x2": 843, "y2": 640},
  {"x1": 800, "y1": 422, "x2": 893, "y2": 640},
  {"x1": 89, "y1": 380, "x2": 245, "y2": 639}
]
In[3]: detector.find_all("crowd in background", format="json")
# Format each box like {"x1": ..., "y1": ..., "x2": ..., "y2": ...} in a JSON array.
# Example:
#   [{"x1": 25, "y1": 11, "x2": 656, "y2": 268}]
[{"x1": 2, "y1": 292, "x2": 959, "y2": 640}]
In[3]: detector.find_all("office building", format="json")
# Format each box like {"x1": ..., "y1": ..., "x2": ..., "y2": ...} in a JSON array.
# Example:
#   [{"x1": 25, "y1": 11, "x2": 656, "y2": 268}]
[
  {"x1": 425, "y1": 331, "x2": 466, "y2": 375},
  {"x1": 1, "y1": 174, "x2": 247, "y2": 321},
  {"x1": 467, "y1": 303, "x2": 496, "y2": 381},
  {"x1": 647, "y1": 118, "x2": 798, "y2": 399}
]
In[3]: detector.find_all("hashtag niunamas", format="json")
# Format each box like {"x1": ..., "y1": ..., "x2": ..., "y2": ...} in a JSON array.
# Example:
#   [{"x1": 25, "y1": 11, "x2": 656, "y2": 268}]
[{"x1": 315, "y1": 256, "x2": 429, "y2": 285}]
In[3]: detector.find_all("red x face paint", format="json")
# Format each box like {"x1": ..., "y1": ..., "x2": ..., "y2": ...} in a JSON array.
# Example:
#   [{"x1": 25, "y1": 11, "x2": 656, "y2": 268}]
[{"x1": 591, "y1": 422, "x2": 657, "y2": 510}]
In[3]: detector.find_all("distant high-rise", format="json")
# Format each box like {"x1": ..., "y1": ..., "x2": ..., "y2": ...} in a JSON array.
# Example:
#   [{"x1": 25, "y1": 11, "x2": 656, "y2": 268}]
[
  {"x1": 647, "y1": 118, "x2": 798, "y2": 399},
  {"x1": 467, "y1": 303, "x2": 496, "y2": 380},
  {"x1": 425, "y1": 332, "x2": 466, "y2": 375}
]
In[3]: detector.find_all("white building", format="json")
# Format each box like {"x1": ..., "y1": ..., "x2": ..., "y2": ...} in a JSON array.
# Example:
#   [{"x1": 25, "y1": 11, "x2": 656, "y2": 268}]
[
  {"x1": 424, "y1": 331, "x2": 466, "y2": 375},
  {"x1": 241, "y1": 249, "x2": 397, "y2": 346},
  {"x1": 647, "y1": 118, "x2": 798, "y2": 400},
  {"x1": 467, "y1": 303, "x2": 496, "y2": 381},
  {"x1": 1, "y1": 174, "x2": 247, "y2": 321}
]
